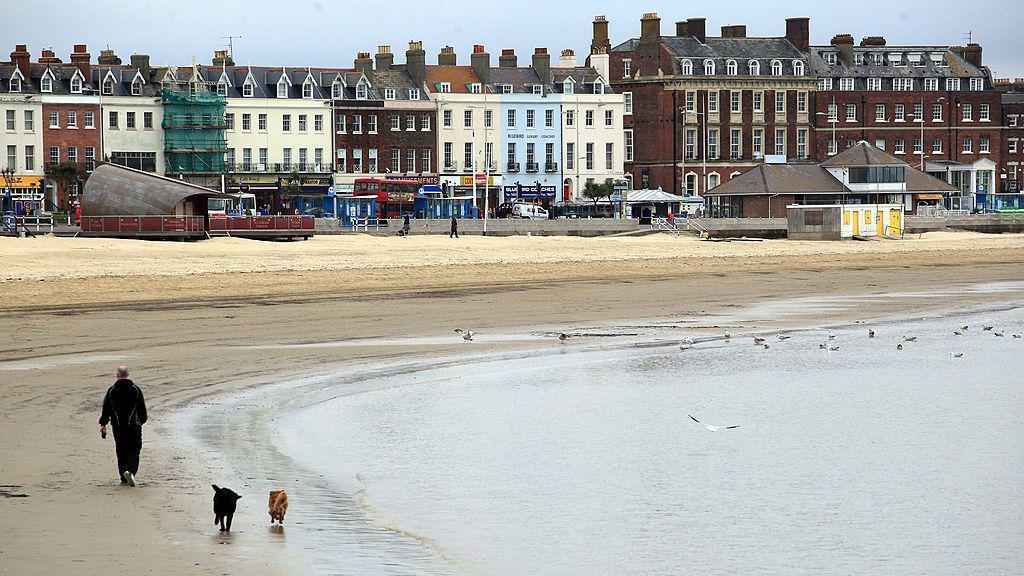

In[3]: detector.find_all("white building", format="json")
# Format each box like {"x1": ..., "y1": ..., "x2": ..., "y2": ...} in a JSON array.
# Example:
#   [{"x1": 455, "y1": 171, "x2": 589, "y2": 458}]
[{"x1": 94, "y1": 58, "x2": 166, "y2": 175}]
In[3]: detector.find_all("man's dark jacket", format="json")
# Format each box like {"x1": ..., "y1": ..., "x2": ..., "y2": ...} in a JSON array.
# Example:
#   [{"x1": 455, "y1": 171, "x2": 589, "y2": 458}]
[{"x1": 99, "y1": 379, "x2": 147, "y2": 427}]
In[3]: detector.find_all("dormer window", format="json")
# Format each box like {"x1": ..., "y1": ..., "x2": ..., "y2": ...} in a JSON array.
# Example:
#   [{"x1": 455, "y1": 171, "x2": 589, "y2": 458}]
[
  {"x1": 563, "y1": 79, "x2": 574, "y2": 95},
  {"x1": 331, "y1": 80, "x2": 343, "y2": 99},
  {"x1": 748, "y1": 60, "x2": 759, "y2": 76},
  {"x1": 302, "y1": 81, "x2": 313, "y2": 99},
  {"x1": 681, "y1": 59, "x2": 692, "y2": 75},
  {"x1": 703, "y1": 59, "x2": 715, "y2": 75},
  {"x1": 132, "y1": 78, "x2": 143, "y2": 96},
  {"x1": 854, "y1": 53, "x2": 864, "y2": 65},
  {"x1": 102, "y1": 78, "x2": 114, "y2": 95},
  {"x1": 436, "y1": 82, "x2": 450, "y2": 94},
  {"x1": 592, "y1": 80, "x2": 604, "y2": 94},
  {"x1": 277, "y1": 80, "x2": 288, "y2": 98},
  {"x1": 726, "y1": 60, "x2": 737, "y2": 75},
  {"x1": 384, "y1": 88, "x2": 395, "y2": 100},
  {"x1": 243, "y1": 81, "x2": 254, "y2": 97},
  {"x1": 70, "y1": 75, "x2": 82, "y2": 93},
  {"x1": 9, "y1": 75, "x2": 21, "y2": 93},
  {"x1": 889, "y1": 52, "x2": 904, "y2": 66},
  {"x1": 469, "y1": 83, "x2": 482, "y2": 94},
  {"x1": 41, "y1": 74, "x2": 52, "y2": 93},
  {"x1": 532, "y1": 84, "x2": 543, "y2": 95},
  {"x1": 872, "y1": 53, "x2": 884, "y2": 65},
  {"x1": 824, "y1": 52, "x2": 837, "y2": 65},
  {"x1": 792, "y1": 60, "x2": 805, "y2": 76},
  {"x1": 356, "y1": 83, "x2": 368, "y2": 99},
  {"x1": 217, "y1": 81, "x2": 227, "y2": 96},
  {"x1": 408, "y1": 88, "x2": 420, "y2": 100},
  {"x1": 771, "y1": 60, "x2": 782, "y2": 76},
  {"x1": 931, "y1": 53, "x2": 947, "y2": 67},
  {"x1": 500, "y1": 84, "x2": 512, "y2": 94}
]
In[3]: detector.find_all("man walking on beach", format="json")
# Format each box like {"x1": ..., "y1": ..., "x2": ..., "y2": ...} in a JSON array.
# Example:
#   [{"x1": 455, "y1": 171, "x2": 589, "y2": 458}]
[
  {"x1": 450, "y1": 215, "x2": 459, "y2": 239},
  {"x1": 99, "y1": 365, "x2": 148, "y2": 487}
]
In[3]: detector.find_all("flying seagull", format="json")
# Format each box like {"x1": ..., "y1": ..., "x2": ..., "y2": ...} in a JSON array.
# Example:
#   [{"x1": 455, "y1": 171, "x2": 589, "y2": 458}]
[
  {"x1": 951, "y1": 352, "x2": 963, "y2": 358},
  {"x1": 828, "y1": 345, "x2": 840, "y2": 352},
  {"x1": 689, "y1": 414, "x2": 739, "y2": 432}
]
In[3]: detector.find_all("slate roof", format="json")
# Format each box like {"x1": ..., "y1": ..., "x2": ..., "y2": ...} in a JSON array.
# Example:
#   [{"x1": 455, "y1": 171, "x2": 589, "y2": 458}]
[
  {"x1": 613, "y1": 36, "x2": 809, "y2": 78},
  {"x1": 821, "y1": 141, "x2": 907, "y2": 167},
  {"x1": 807, "y1": 45, "x2": 987, "y2": 84}
]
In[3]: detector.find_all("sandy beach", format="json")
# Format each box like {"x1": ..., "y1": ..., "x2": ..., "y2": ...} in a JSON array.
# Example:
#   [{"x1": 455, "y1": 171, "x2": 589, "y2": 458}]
[{"x1": 2, "y1": 231, "x2": 1024, "y2": 574}]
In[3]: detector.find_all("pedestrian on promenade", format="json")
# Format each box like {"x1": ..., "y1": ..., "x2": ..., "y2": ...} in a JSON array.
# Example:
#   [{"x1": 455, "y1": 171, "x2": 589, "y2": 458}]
[
  {"x1": 99, "y1": 365, "x2": 148, "y2": 487},
  {"x1": 450, "y1": 215, "x2": 459, "y2": 238},
  {"x1": 401, "y1": 214, "x2": 411, "y2": 237}
]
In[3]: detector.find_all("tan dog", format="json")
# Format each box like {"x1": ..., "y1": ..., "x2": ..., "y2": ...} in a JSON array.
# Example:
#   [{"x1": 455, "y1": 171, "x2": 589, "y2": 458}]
[{"x1": 268, "y1": 490, "x2": 288, "y2": 524}]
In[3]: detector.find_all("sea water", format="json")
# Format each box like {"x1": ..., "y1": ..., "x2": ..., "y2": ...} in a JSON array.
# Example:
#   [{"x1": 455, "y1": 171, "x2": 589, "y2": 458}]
[{"x1": 272, "y1": 306, "x2": 1024, "y2": 575}]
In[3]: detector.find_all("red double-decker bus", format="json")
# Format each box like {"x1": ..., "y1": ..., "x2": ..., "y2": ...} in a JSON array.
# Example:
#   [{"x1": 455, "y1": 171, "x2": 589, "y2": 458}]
[{"x1": 353, "y1": 178, "x2": 420, "y2": 218}]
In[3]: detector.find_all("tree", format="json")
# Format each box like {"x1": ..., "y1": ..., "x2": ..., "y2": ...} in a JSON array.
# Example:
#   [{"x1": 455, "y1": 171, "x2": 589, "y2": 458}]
[
  {"x1": 45, "y1": 162, "x2": 85, "y2": 212},
  {"x1": 581, "y1": 181, "x2": 613, "y2": 208}
]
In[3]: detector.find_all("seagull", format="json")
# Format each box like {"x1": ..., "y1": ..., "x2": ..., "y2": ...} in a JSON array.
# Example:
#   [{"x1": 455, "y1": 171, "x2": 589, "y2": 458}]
[
  {"x1": 994, "y1": 331, "x2": 1005, "y2": 337},
  {"x1": 679, "y1": 342, "x2": 692, "y2": 351},
  {"x1": 454, "y1": 328, "x2": 465, "y2": 334},
  {"x1": 819, "y1": 343, "x2": 827, "y2": 350},
  {"x1": 763, "y1": 343, "x2": 770, "y2": 350},
  {"x1": 462, "y1": 330, "x2": 475, "y2": 341},
  {"x1": 681, "y1": 336, "x2": 695, "y2": 346},
  {"x1": 777, "y1": 334, "x2": 791, "y2": 341},
  {"x1": 903, "y1": 335, "x2": 917, "y2": 342},
  {"x1": 953, "y1": 330, "x2": 963, "y2": 336},
  {"x1": 951, "y1": 352, "x2": 963, "y2": 358},
  {"x1": 753, "y1": 336, "x2": 766, "y2": 345},
  {"x1": 558, "y1": 333, "x2": 569, "y2": 342},
  {"x1": 723, "y1": 330, "x2": 731, "y2": 340},
  {"x1": 961, "y1": 325, "x2": 969, "y2": 331},
  {"x1": 827, "y1": 329, "x2": 836, "y2": 340},
  {"x1": 982, "y1": 325, "x2": 994, "y2": 331},
  {"x1": 828, "y1": 345, "x2": 840, "y2": 351},
  {"x1": 689, "y1": 414, "x2": 739, "y2": 432},
  {"x1": 897, "y1": 343, "x2": 904, "y2": 350},
  {"x1": 868, "y1": 329, "x2": 875, "y2": 338},
  {"x1": 1013, "y1": 334, "x2": 1022, "y2": 339}
]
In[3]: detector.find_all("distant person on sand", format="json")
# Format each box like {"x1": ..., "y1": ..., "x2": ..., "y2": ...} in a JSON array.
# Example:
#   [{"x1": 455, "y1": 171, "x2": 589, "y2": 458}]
[
  {"x1": 99, "y1": 365, "x2": 148, "y2": 487},
  {"x1": 401, "y1": 214, "x2": 411, "y2": 236},
  {"x1": 450, "y1": 215, "x2": 459, "y2": 239}
]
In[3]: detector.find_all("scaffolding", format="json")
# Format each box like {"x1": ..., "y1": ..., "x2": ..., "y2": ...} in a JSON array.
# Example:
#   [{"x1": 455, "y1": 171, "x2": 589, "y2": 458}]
[{"x1": 161, "y1": 89, "x2": 227, "y2": 174}]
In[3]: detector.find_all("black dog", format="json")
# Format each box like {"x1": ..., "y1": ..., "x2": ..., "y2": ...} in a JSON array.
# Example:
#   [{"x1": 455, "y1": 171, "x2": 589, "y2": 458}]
[{"x1": 212, "y1": 484, "x2": 242, "y2": 532}]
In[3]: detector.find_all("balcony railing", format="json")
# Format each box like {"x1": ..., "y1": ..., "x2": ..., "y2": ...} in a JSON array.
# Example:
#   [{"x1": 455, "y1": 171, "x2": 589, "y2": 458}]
[
  {"x1": 506, "y1": 162, "x2": 520, "y2": 173},
  {"x1": 443, "y1": 161, "x2": 459, "y2": 172},
  {"x1": 224, "y1": 162, "x2": 334, "y2": 173},
  {"x1": 525, "y1": 162, "x2": 539, "y2": 173},
  {"x1": 544, "y1": 162, "x2": 558, "y2": 173}
]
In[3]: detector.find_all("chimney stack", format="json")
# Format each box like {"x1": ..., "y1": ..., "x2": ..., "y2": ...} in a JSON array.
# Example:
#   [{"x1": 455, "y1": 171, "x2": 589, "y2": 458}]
[
  {"x1": 559, "y1": 49, "x2": 576, "y2": 68},
  {"x1": 130, "y1": 54, "x2": 151, "y2": 78},
  {"x1": 38, "y1": 49, "x2": 62, "y2": 64},
  {"x1": 470, "y1": 45, "x2": 490, "y2": 83},
  {"x1": 721, "y1": 25, "x2": 747, "y2": 38},
  {"x1": 70, "y1": 44, "x2": 91, "y2": 77},
  {"x1": 375, "y1": 45, "x2": 393, "y2": 72},
  {"x1": 675, "y1": 21, "x2": 688, "y2": 36},
  {"x1": 10, "y1": 44, "x2": 30, "y2": 77},
  {"x1": 964, "y1": 43, "x2": 983, "y2": 67},
  {"x1": 499, "y1": 48, "x2": 517, "y2": 68},
  {"x1": 859, "y1": 36, "x2": 887, "y2": 47},
  {"x1": 406, "y1": 41, "x2": 426, "y2": 87},
  {"x1": 355, "y1": 52, "x2": 373, "y2": 80},
  {"x1": 786, "y1": 17, "x2": 810, "y2": 52},
  {"x1": 438, "y1": 45, "x2": 456, "y2": 66},
  {"x1": 590, "y1": 15, "x2": 611, "y2": 55},
  {"x1": 532, "y1": 47, "x2": 551, "y2": 84},
  {"x1": 640, "y1": 12, "x2": 661, "y2": 40},
  {"x1": 97, "y1": 49, "x2": 121, "y2": 65},
  {"x1": 212, "y1": 49, "x2": 234, "y2": 67},
  {"x1": 686, "y1": 18, "x2": 707, "y2": 43}
]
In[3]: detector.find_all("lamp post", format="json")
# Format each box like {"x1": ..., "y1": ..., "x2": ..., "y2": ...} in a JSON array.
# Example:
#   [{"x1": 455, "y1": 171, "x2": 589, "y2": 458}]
[
  {"x1": 816, "y1": 95, "x2": 838, "y2": 157},
  {"x1": 920, "y1": 96, "x2": 945, "y2": 171}
]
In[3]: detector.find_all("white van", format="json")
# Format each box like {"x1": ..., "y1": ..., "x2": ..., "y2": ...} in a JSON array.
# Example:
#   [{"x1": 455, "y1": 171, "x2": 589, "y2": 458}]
[{"x1": 513, "y1": 203, "x2": 549, "y2": 219}]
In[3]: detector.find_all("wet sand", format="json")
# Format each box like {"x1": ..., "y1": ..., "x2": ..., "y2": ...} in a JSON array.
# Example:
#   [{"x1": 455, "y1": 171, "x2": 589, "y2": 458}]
[{"x1": 2, "y1": 233, "x2": 1024, "y2": 574}]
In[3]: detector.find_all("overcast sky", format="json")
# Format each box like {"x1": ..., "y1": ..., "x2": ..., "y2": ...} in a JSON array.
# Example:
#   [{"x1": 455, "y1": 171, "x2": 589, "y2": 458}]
[{"x1": 4, "y1": 0, "x2": 1022, "y2": 77}]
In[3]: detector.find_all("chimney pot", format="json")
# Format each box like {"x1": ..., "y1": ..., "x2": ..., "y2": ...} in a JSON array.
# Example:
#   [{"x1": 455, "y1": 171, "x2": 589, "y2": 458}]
[
  {"x1": 532, "y1": 47, "x2": 551, "y2": 84},
  {"x1": 499, "y1": 49, "x2": 517, "y2": 67},
  {"x1": 437, "y1": 45, "x2": 456, "y2": 66},
  {"x1": 640, "y1": 12, "x2": 661, "y2": 40},
  {"x1": 786, "y1": 17, "x2": 811, "y2": 52},
  {"x1": 686, "y1": 18, "x2": 707, "y2": 43},
  {"x1": 405, "y1": 40, "x2": 426, "y2": 87}
]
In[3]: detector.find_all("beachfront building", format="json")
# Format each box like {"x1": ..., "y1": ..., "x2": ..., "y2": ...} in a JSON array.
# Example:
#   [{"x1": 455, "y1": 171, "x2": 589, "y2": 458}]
[
  {"x1": 603, "y1": 13, "x2": 817, "y2": 197},
  {"x1": 93, "y1": 52, "x2": 167, "y2": 178},
  {"x1": 1, "y1": 45, "x2": 46, "y2": 212},
  {"x1": 809, "y1": 36, "x2": 1001, "y2": 211},
  {"x1": 426, "y1": 44, "x2": 624, "y2": 210},
  {"x1": 998, "y1": 88, "x2": 1024, "y2": 206},
  {"x1": 195, "y1": 51, "x2": 336, "y2": 213},
  {"x1": 332, "y1": 44, "x2": 438, "y2": 197},
  {"x1": 705, "y1": 140, "x2": 956, "y2": 218}
]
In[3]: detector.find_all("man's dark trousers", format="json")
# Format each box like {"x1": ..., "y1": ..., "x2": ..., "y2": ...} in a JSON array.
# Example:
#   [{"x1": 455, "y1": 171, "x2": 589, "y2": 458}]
[{"x1": 113, "y1": 425, "x2": 142, "y2": 479}]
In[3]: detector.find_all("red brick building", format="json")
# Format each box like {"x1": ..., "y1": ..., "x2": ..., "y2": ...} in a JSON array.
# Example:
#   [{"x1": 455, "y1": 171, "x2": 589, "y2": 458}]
[
  {"x1": 809, "y1": 37, "x2": 1001, "y2": 211},
  {"x1": 997, "y1": 85, "x2": 1023, "y2": 203},
  {"x1": 332, "y1": 43, "x2": 437, "y2": 188},
  {"x1": 35, "y1": 45, "x2": 101, "y2": 207},
  {"x1": 603, "y1": 13, "x2": 816, "y2": 196}
]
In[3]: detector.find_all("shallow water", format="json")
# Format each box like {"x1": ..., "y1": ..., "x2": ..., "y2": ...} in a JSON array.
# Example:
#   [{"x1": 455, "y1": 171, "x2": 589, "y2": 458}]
[{"x1": 273, "y1": 305, "x2": 1024, "y2": 575}]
